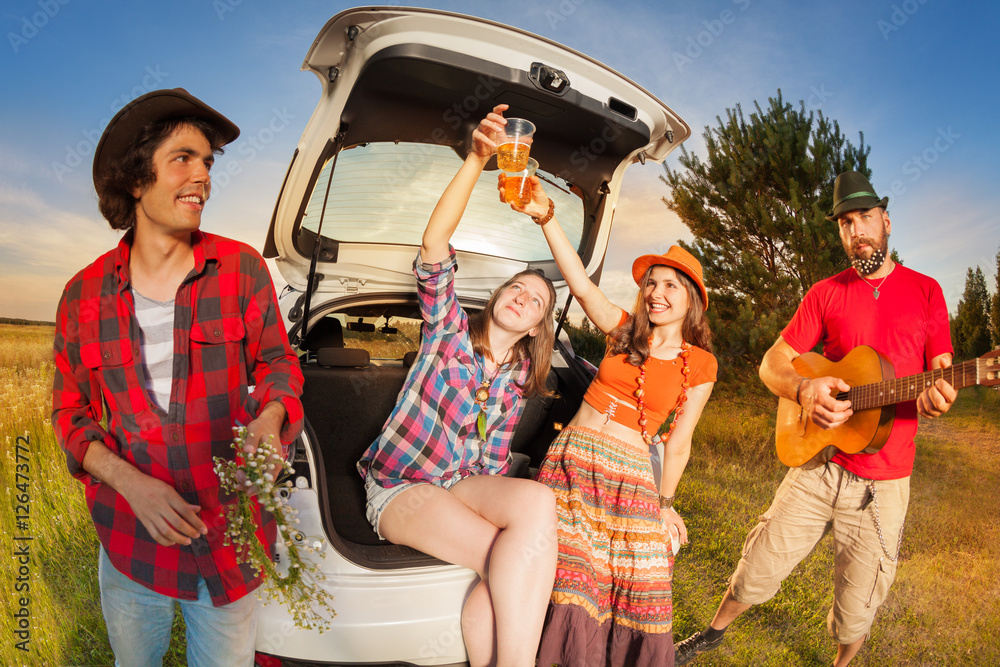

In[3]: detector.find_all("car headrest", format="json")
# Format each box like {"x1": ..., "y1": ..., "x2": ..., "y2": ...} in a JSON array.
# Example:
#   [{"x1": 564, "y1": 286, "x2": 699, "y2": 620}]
[
  {"x1": 302, "y1": 317, "x2": 344, "y2": 351},
  {"x1": 317, "y1": 347, "x2": 370, "y2": 368}
]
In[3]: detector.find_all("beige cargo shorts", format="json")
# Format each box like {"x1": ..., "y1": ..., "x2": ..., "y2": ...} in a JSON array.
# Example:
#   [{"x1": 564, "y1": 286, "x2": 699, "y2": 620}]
[{"x1": 729, "y1": 462, "x2": 909, "y2": 644}]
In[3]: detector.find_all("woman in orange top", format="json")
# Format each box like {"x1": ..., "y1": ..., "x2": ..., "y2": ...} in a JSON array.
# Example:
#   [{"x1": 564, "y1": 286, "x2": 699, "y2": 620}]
[{"x1": 501, "y1": 173, "x2": 717, "y2": 666}]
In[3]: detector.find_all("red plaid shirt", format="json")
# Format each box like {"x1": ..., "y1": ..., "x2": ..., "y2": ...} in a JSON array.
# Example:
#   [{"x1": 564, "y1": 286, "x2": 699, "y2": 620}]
[{"x1": 52, "y1": 230, "x2": 304, "y2": 606}]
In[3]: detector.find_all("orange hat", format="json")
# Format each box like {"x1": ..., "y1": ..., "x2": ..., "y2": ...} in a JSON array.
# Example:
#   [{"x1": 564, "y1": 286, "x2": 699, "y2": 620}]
[{"x1": 631, "y1": 245, "x2": 708, "y2": 310}]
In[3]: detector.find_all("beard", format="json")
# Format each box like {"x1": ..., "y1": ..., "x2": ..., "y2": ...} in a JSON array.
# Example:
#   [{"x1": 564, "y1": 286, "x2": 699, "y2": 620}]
[{"x1": 846, "y1": 233, "x2": 890, "y2": 276}]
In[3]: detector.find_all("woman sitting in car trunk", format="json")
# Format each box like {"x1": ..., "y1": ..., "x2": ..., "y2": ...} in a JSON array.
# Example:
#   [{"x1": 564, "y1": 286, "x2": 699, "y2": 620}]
[
  {"x1": 502, "y1": 173, "x2": 717, "y2": 666},
  {"x1": 357, "y1": 105, "x2": 558, "y2": 667}
]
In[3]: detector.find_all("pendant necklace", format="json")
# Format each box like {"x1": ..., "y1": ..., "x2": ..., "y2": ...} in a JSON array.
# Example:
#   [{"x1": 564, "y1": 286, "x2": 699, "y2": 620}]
[
  {"x1": 857, "y1": 262, "x2": 895, "y2": 300},
  {"x1": 474, "y1": 348, "x2": 511, "y2": 440}
]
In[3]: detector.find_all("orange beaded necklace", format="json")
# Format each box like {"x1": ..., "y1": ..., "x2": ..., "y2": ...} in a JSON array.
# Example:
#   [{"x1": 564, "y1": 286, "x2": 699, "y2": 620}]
[{"x1": 635, "y1": 339, "x2": 692, "y2": 446}]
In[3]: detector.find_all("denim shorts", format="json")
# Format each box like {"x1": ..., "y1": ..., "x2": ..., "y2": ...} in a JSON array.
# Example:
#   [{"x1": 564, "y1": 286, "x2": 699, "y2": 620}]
[
  {"x1": 729, "y1": 463, "x2": 910, "y2": 644},
  {"x1": 364, "y1": 472, "x2": 467, "y2": 539}
]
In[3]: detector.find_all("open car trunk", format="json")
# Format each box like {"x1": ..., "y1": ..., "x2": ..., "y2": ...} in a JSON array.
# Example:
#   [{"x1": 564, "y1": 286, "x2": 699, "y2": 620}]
[
  {"x1": 264, "y1": 6, "x2": 689, "y2": 300},
  {"x1": 254, "y1": 8, "x2": 692, "y2": 663}
]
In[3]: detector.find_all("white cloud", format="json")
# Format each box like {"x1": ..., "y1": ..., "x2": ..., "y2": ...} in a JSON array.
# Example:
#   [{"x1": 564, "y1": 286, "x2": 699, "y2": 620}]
[
  {"x1": 0, "y1": 182, "x2": 121, "y2": 321},
  {"x1": 0, "y1": 152, "x2": 31, "y2": 176}
]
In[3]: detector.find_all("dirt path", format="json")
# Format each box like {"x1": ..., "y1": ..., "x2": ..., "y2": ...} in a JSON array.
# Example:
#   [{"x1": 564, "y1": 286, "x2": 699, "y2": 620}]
[{"x1": 918, "y1": 398, "x2": 999, "y2": 456}]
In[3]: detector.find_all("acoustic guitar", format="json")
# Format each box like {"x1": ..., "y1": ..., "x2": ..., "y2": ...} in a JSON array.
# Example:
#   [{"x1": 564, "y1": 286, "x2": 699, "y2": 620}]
[{"x1": 775, "y1": 345, "x2": 1000, "y2": 467}]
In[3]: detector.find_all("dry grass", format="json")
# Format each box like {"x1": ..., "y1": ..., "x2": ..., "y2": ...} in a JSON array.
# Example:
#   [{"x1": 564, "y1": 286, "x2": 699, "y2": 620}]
[
  {"x1": 0, "y1": 324, "x2": 54, "y2": 370},
  {"x1": 1, "y1": 324, "x2": 112, "y2": 667},
  {"x1": 673, "y1": 385, "x2": 1000, "y2": 666},
  {"x1": 4, "y1": 322, "x2": 997, "y2": 665},
  {"x1": 870, "y1": 387, "x2": 1000, "y2": 665}
]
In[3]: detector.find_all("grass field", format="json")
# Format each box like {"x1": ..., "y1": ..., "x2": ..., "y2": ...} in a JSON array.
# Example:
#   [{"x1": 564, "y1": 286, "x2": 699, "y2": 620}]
[
  {"x1": 0, "y1": 324, "x2": 180, "y2": 667},
  {"x1": 672, "y1": 386, "x2": 1000, "y2": 666},
  {"x1": 2, "y1": 322, "x2": 997, "y2": 666}
]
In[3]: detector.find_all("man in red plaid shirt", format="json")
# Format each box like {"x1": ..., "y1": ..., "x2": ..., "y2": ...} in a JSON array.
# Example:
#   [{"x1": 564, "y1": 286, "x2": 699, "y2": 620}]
[{"x1": 52, "y1": 89, "x2": 304, "y2": 666}]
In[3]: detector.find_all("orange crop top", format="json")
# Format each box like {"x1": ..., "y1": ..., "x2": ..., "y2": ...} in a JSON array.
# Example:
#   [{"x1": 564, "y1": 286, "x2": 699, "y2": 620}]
[{"x1": 582, "y1": 312, "x2": 718, "y2": 433}]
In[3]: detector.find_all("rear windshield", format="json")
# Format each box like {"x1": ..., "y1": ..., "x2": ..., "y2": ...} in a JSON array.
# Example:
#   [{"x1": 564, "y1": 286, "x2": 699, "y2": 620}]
[
  {"x1": 298, "y1": 143, "x2": 585, "y2": 262},
  {"x1": 341, "y1": 314, "x2": 422, "y2": 361}
]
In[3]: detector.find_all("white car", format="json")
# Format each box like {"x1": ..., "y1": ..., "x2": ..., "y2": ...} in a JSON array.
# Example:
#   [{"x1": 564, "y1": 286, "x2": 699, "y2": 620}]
[{"x1": 254, "y1": 6, "x2": 690, "y2": 665}]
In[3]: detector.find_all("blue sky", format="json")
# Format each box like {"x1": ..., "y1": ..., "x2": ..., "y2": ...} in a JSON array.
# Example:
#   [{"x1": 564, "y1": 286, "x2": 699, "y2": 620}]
[{"x1": 1, "y1": 0, "x2": 998, "y2": 322}]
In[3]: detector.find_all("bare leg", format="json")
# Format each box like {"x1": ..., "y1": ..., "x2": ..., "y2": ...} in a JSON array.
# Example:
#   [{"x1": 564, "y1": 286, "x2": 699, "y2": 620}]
[
  {"x1": 378, "y1": 484, "x2": 499, "y2": 666},
  {"x1": 709, "y1": 585, "x2": 752, "y2": 630},
  {"x1": 450, "y1": 476, "x2": 557, "y2": 667},
  {"x1": 833, "y1": 636, "x2": 865, "y2": 666},
  {"x1": 461, "y1": 579, "x2": 496, "y2": 667},
  {"x1": 378, "y1": 477, "x2": 556, "y2": 667}
]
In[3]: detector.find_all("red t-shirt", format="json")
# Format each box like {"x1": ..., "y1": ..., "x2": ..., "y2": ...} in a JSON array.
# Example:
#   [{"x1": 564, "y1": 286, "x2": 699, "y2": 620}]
[{"x1": 781, "y1": 265, "x2": 952, "y2": 479}]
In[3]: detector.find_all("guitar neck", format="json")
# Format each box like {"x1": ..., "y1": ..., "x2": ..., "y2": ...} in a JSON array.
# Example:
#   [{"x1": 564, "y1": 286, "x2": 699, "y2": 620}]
[{"x1": 842, "y1": 357, "x2": 983, "y2": 410}]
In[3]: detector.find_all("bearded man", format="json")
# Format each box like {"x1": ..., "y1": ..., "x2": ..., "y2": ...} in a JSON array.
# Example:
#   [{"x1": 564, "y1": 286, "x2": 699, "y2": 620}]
[{"x1": 674, "y1": 171, "x2": 957, "y2": 667}]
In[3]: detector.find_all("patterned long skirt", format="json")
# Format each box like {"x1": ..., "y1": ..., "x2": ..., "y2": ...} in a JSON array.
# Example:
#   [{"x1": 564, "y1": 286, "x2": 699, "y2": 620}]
[{"x1": 535, "y1": 426, "x2": 674, "y2": 667}]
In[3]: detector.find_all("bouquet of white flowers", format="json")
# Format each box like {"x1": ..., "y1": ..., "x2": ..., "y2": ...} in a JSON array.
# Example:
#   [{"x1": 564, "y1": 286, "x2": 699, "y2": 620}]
[{"x1": 214, "y1": 426, "x2": 335, "y2": 631}]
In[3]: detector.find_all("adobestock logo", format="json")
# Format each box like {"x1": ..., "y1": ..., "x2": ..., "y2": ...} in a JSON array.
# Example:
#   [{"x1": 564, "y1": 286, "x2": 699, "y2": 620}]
[
  {"x1": 887, "y1": 126, "x2": 960, "y2": 198},
  {"x1": 877, "y1": 0, "x2": 931, "y2": 41},
  {"x1": 442, "y1": 75, "x2": 503, "y2": 131},
  {"x1": 210, "y1": 107, "x2": 297, "y2": 192},
  {"x1": 545, "y1": 0, "x2": 586, "y2": 30},
  {"x1": 382, "y1": 74, "x2": 502, "y2": 185},
  {"x1": 672, "y1": 0, "x2": 752, "y2": 73},
  {"x1": 565, "y1": 121, "x2": 625, "y2": 174},
  {"x1": 213, "y1": 0, "x2": 243, "y2": 21},
  {"x1": 7, "y1": 0, "x2": 71, "y2": 54}
]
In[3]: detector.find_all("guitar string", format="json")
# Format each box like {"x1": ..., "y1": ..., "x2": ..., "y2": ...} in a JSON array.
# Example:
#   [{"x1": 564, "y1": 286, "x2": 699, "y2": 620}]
[
  {"x1": 821, "y1": 354, "x2": 999, "y2": 412},
  {"x1": 849, "y1": 359, "x2": 979, "y2": 411},
  {"x1": 789, "y1": 356, "x2": 994, "y2": 468}
]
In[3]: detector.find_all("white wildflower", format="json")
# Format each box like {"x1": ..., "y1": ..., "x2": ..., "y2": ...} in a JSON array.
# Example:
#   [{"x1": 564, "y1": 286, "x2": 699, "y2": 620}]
[{"x1": 213, "y1": 425, "x2": 335, "y2": 631}]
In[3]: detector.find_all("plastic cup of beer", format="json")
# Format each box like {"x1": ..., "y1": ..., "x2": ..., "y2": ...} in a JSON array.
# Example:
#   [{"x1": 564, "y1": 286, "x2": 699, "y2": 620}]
[
  {"x1": 504, "y1": 158, "x2": 538, "y2": 208},
  {"x1": 497, "y1": 118, "x2": 535, "y2": 171}
]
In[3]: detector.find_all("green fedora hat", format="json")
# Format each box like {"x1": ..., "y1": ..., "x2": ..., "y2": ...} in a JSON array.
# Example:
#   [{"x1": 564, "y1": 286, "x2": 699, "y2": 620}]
[{"x1": 826, "y1": 171, "x2": 889, "y2": 221}]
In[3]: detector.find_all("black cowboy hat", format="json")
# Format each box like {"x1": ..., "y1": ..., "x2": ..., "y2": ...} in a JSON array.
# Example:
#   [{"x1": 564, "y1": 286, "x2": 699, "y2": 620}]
[{"x1": 92, "y1": 88, "x2": 240, "y2": 190}]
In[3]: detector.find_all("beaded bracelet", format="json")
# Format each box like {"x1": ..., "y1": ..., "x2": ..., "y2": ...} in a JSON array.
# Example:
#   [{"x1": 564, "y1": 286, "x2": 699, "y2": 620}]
[{"x1": 532, "y1": 198, "x2": 555, "y2": 225}]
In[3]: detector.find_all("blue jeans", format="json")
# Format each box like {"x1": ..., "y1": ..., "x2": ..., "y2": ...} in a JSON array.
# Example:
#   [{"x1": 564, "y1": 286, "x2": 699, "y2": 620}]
[{"x1": 98, "y1": 548, "x2": 258, "y2": 667}]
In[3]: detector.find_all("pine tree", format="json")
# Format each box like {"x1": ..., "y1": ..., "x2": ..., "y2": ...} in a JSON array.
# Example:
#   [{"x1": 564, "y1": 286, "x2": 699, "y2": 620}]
[
  {"x1": 561, "y1": 317, "x2": 606, "y2": 365},
  {"x1": 951, "y1": 266, "x2": 991, "y2": 360},
  {"x1": 991, "y1": 245, "x2": 1000, "y2": 349},
  {"x1": 662, "y1": 90, "x2": 874, "y2": 378}
]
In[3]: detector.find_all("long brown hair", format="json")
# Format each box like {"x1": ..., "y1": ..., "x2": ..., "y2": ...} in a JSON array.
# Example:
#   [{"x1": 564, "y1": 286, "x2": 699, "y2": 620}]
[
  {"x1": 97, "y1": 117, "x2": 226, "y2": 231},
  {"x1": 607, "y1": 265, "x2": 712, "y2": 365},
  {"x1": 468, "y1": 269, "x2": 557, "y2": 398}
]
